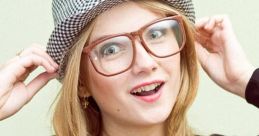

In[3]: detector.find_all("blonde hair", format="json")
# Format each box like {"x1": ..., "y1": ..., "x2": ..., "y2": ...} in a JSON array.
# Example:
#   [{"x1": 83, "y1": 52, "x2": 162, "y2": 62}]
[{"x1": 52, "y1": 1, "x2": 198, "y2": 136}]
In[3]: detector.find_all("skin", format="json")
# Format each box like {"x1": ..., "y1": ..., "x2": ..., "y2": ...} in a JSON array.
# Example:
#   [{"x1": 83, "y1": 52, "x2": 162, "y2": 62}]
[
  {"x1": 195, "y1": 15, "x2": 255, "y2": 98},
  {"x1": 0, "y1": 45, "x2": 58, "y2": 120},
  {"x1": 85, "y1": 2, "x2": 181, "y2": 136}
]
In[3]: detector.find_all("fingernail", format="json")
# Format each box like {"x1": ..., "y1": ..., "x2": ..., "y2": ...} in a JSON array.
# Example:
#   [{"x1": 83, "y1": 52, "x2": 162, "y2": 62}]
[
  {"x1": 51, "y1": 66, "x2": 57, "y2": 72},
  {"x1": 54, "y1": 63, "x2": 59, "y2": 69}
]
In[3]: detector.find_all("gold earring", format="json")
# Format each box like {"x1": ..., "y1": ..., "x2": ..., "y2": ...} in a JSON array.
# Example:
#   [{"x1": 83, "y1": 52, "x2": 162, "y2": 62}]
[{"x1": 82, "y1": 96, "x2": 89, "y2": 109}]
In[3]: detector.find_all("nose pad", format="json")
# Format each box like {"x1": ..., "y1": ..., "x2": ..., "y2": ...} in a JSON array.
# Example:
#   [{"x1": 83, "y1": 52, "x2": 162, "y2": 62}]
[{"x1": 131, "y1": 40, "x2": 158, "y2": 75}]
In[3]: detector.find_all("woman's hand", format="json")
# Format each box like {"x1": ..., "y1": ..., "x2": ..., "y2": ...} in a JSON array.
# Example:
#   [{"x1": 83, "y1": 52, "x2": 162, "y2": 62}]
[
  {"x1": 0, "y1": 45, "x2": 58, "y2": 120},
  {"x1": 195, "y1": 15, "x2": 255, "y2": 98}
]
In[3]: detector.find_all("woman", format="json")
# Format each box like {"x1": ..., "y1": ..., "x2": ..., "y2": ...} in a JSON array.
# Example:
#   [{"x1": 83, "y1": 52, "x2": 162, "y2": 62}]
[
  {"x1": 1, "y1": 0, "x2": 199, "y2": 135},
  {"x1": 50, "y1": 1, "x2": 198, "y2": 135},
  {"x1": 0, "y1": 0, "x2": 258, "y2": 136}
]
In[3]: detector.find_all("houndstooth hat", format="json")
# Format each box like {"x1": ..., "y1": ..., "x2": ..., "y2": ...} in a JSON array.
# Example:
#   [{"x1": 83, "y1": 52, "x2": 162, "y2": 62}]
[{"x1": 47, "y1": 0, "x2": 195, "y2": 81}]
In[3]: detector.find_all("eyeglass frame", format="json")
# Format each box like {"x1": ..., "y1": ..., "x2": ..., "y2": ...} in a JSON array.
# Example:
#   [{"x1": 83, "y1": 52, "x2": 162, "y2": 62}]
[{"x1": 82, "y1": 15, "x2": 186, "y2": 76}]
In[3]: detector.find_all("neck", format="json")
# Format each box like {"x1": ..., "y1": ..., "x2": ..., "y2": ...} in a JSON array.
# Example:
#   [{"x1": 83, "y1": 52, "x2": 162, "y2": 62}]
[{"x1": 101, "y1": 118, "x2": 166, "y2": 136}]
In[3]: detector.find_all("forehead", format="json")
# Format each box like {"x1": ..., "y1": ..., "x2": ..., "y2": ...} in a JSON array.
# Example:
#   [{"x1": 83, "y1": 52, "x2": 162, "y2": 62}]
[{"x1": 89, "y1": 1, "x2": 164, "y2": 42}]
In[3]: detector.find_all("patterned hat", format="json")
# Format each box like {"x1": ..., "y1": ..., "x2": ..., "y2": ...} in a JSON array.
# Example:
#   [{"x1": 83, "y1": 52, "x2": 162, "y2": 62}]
[{"x1": 47, "y1": 0, "x2": 195, "y2": 81}]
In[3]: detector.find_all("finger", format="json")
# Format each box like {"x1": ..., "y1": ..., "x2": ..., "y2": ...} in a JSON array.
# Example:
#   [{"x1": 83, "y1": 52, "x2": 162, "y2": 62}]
[
  {"x1": 195, "y1": 32, "x2": 214, "y2": 52},
  {"x1": 25, "y1": 72, "x2": 58, "y2": 102},
  {"x1": 1, "y1": 53, "x2": 57, "y2": 85},
  {"x1": 18, "y1": 54, "x2": 57, "y2": 73},
  {"x1": 196, "y1": 15, "x2": 225, "y2": 38},
  {"x1": 0, "y1": 88, "x2": 12, "y2": 109},
  {"x1": 17, "y1": 65, "x2": 37, "y2": 82},
  {"x1": 205, "y1": 16, "x2": 224, "y2": 32},
  {"x1": 195, "y1": 41, "x2": 209, "y2": 63},
  {"x1": 0, "y1": 72, "x2": 57, "y2": 120},
  {"x1": 195, "y1": 31, "x2": 210, "y2": 44},
  {"x1": 195, "y1": 40, "x2": 216, "y2": 73},
  {"x1": 3, "y1": 45, "x2": 58, "y2": 70},
  {"x1": 18, "y1": 45, "x2": 59, "y2": 69},
  {"x1": 195, "y1": 17, "x2": 213, "y2": 39},
  {"x1": 195, "y1": 28, "x2": 212, "y2": 39},
  {"x1": 1, "y1": 56, "x2": 20, "y2": 69},
  {"x1": 204, "y1": 16, "x2": 217, "y2": 31},
  {"x1": 195, "y1": 17, "x2": 210, "y2": 30}
]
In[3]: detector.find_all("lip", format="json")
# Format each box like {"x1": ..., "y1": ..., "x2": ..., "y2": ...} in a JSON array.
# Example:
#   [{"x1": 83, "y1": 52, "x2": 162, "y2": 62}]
[
  {"x1": 130, "y1": 80, "x2": 165, "y2": 93},
  {"x1": 130, "y1": 80, "x2": 165, "y2": 103}
]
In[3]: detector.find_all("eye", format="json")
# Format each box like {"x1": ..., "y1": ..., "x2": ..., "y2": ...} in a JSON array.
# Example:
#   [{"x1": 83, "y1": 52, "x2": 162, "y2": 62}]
[
  {"x1": 102, "y1": 43, "x2": 120, "y2": 56},
  {"x1": 150, "y1": 30, "x2": 162, "y2": 39},
  {"x1": 147, "y1": 28, "x2": 166, "y2": 40}
]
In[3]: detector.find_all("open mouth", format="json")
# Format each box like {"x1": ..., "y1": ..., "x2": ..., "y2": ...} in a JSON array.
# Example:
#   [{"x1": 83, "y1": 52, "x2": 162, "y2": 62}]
[{"x1": 130, "y1": 82, "x2": 165, "y2": 96}]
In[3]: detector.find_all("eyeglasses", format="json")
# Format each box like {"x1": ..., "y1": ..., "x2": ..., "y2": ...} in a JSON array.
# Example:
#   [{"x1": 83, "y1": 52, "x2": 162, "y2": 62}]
[{"x1": 83, "y1": 15, "x2": 186, "y2": 76}]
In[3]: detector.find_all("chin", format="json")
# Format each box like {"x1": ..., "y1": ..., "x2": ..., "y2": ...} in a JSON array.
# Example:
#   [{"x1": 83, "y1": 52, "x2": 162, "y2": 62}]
[{"x1": 135, "y1": 105, "x2": 174, "y2": 126}]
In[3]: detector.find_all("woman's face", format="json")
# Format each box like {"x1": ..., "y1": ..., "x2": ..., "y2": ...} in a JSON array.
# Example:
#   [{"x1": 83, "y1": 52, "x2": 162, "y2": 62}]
[{"x1": 86, "y1": 2, "x2": 181, "y2": 127}]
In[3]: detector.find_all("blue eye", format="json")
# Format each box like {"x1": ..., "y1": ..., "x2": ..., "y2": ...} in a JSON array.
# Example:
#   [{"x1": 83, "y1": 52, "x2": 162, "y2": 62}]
[
  {"x1": 100, "y1": 43, "x2": 121, "y2": 57},
  {"x1": 103, "y1": 44, "x2": 120, "y2": 56},
  {"x1": 99, "y1": 42, "x2": 126, "y2": 59},
  {"x1": 150, "y1": 31, "x2": 163, "y2": 39},
  {"x1": 148, "y1": 28, "x2": 166, "y2": 40}
]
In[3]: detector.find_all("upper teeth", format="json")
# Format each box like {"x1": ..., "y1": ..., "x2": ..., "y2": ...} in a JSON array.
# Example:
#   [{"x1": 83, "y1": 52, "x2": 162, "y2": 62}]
[{"x1": 132, "y1": 83, "x2": 161, "y2": 93}]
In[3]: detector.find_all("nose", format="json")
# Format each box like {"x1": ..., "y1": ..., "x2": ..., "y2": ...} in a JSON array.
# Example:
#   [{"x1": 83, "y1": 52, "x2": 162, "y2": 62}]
[{"x1": 131, "y1": 40, "x2": 158, "y2": 75}]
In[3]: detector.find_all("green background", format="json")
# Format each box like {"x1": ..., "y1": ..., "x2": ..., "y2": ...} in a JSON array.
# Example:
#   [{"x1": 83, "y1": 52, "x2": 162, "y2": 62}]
[{"x1": 0, "y1": 0, "x2": 259, "y2": 135}]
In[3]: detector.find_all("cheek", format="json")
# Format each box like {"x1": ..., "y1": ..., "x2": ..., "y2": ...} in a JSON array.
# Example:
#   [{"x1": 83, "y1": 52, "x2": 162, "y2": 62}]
[
  {"x1": 88, "y1": 64, "x2": 113, "y2": 98},
  {"x1": 87, "y1": 63, "x2": 127, "y2": 109},
  {"x1": 161, "y1": 53, "x2": 181, "y2": 78},
  {"x1": 161, "y1": 54, "x2": 182, "y2": 96}
]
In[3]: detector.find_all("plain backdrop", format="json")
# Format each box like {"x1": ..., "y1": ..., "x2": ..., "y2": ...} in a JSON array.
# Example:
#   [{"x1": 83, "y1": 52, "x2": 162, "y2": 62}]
[{"x1": 0, "y1": 0, "x2": 259, "y2": 135}]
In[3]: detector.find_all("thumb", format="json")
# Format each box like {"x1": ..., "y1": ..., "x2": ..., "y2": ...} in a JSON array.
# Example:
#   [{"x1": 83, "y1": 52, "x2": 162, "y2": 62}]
[
  {"x1": 195, "y1": 41, "x2": 209, "y2": 69},
  {"x1": 25, "y1": 72, "x2": 58, "y2": 102}
]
